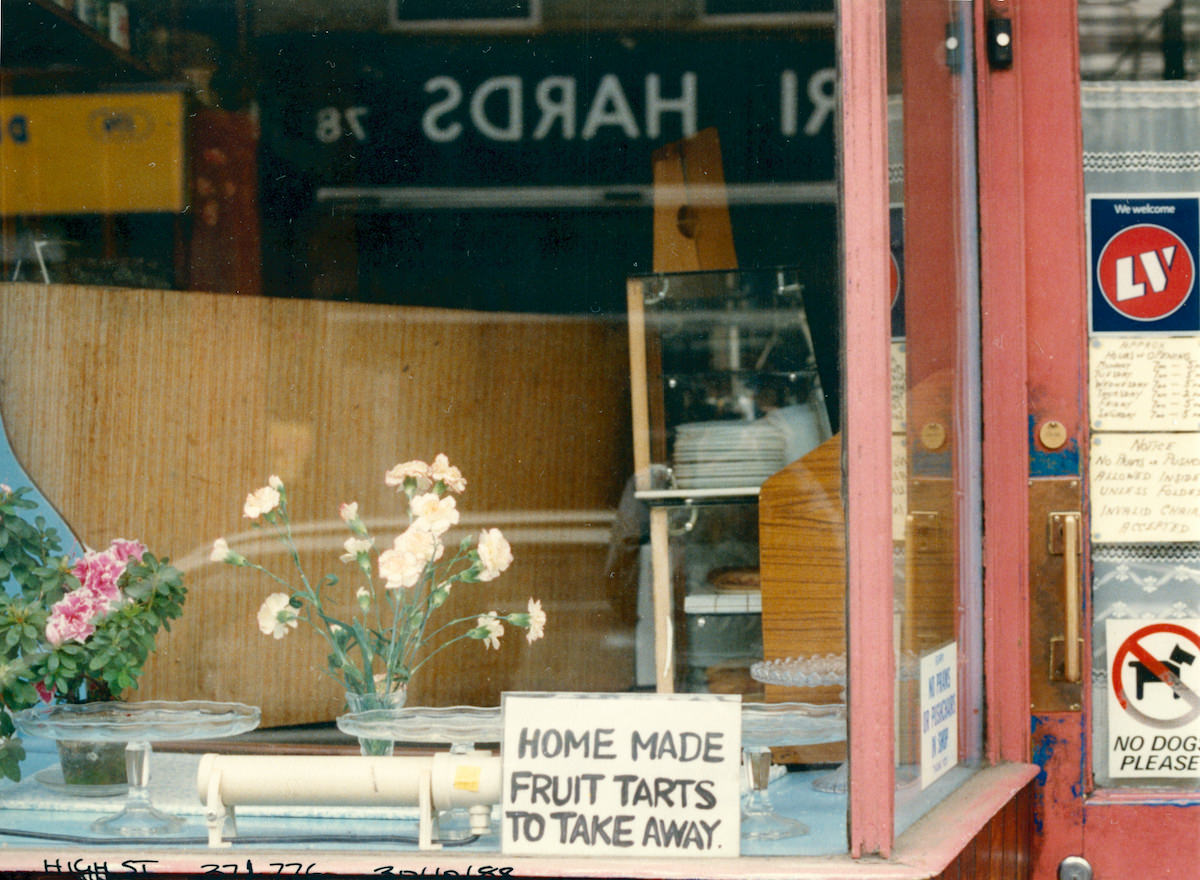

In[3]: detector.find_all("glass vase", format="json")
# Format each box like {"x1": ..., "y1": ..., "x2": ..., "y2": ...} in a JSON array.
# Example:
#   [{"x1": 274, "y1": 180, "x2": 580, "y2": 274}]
[{"x1": 344, "y1": 686, "x2": 407, "y2": 756}]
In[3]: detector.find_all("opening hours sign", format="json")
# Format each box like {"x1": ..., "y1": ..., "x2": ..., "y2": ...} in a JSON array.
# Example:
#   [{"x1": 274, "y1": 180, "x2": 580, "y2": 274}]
[{"x1": 1107, "y1": 619, "x2": 1200, "y2": 778}]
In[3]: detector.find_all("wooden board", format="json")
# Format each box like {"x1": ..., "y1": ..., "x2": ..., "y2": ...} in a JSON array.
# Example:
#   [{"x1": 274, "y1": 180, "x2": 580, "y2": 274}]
[
  {"x1": 759, "y1": 433, "x2": 846, "y2": 673},
  {"x1": 651, "y1": 127, "x2": 739, "y2": 273},
  {"x1": 0, "y1": 284, "x2": 635, "y2": 726}
]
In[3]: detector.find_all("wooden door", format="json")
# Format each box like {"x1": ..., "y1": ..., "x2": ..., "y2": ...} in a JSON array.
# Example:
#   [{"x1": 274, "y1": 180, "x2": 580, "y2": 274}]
[{"x1": 980, "y1": 2, "x2": 1200, "y2": 877}]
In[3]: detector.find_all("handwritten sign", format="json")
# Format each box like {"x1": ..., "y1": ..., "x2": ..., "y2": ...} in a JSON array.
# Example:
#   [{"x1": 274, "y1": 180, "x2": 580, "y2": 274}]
[
  {"x1": 892, "y1": 434, "x2": 907, "y2": 542},
  {"x1": 1090, "y1": 337, "x2": 1200, "y2": 431},
  {"x1": 891, "y1": 340, "x2": 907, "y2": 435},
  {"x1": 500, "y1": 693, "x2": 741, "y2": 857},
  {"x1": 920, "y1": 643, "x2": 957, "y2": 789},
  {"x1": 1090, "y1": 432, "x2": 1200, "y2": 542}
]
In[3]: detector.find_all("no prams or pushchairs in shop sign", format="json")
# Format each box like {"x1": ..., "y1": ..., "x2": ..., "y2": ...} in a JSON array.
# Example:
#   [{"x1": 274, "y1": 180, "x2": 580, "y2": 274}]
[{"x1": 1089, "y1": 196, "x2": 1199, "y2": 334}]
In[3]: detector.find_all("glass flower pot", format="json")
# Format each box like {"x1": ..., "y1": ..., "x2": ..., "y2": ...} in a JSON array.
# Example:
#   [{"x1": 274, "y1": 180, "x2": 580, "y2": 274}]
[{"x1": 56, "y1": 738, "x2": 128, "y2": 789}]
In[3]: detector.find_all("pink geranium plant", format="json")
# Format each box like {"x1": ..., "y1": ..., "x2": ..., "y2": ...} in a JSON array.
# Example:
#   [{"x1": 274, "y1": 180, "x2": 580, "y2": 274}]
[{"x1": 0, "y1": 487, "x2": 187, "y2": 780}]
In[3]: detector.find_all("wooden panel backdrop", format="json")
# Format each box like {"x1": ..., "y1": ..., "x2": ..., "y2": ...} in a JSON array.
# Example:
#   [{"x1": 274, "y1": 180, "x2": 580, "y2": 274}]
[{"x1": 0, "y1": 284, "x2": 635, "y2": 727}]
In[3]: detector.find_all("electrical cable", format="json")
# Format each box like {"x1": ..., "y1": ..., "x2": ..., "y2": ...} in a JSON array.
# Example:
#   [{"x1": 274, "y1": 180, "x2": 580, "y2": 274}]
[{"x1": 0, "y1": 826, "x2": 480, "y2": 847}]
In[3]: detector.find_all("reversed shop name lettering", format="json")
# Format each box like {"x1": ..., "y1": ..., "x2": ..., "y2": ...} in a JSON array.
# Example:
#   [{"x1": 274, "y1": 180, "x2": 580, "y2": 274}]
[{"x1": 419, "y1": 69, "x2": 835, "y2": 144}]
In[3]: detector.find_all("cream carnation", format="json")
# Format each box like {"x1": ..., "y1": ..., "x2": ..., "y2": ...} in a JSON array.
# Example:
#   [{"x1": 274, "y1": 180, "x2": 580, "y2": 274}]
[
  {"x1": 244, "y1": 484, "x2": 281, "y2": 519},
  {"x1": 340, "y1": 536, "x2": 375, "y2": 563},
  {"x1": 430, "y1": 454, "x2": 466, "y2": 493},
  {"x1": 475, "y1": 612, "x2": 504, "y2": 650},
  {"x1": 410, "y1": 492, "x2": 459, "y2": 536},
  {"x1": 476, "y1": 528, "x2": 513, "y2": 581},
  {"x1": 257, "y1": 592, "x2": 299, "y2": 639},
  {"x1": 378, "y1": 525, "x2": 439, "y2": 589},
  {"x1": 525, "y1": 598, "x2": 546, "y2": 644},
  {"x1": 385, "y1": 460, "x2": 432, "y2": 492}
]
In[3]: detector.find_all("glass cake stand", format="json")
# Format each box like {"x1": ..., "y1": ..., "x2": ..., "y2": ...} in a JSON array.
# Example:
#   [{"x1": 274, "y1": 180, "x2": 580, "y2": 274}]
[
  {"x1": 751, "y1": 656, "x2": 849, "y2": 794},
  {"x1": 752, "y1": 654, "x2": 925, "y2": 794},
  {"x1": 15, "y1": 700, "x2": 260, "y2": 836},
  {"x1": 337, "y1": 705, "x2": 501, "y2": 841},
  {"x1": 741, "y1": 702, "x2": 846, "y2": 840}
]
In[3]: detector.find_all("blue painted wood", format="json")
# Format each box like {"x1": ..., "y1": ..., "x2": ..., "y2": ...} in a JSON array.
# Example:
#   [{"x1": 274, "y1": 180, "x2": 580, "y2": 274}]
[{"x1": 0, "y1": 410, "x2": 78, "y2": 554}]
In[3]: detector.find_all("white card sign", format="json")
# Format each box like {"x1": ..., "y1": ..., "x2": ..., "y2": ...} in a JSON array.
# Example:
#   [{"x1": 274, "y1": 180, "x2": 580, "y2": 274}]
[
  {"x1": 500, "y1": 692, "x2": 741, "y2": 857},
  {"x1": 1090, "y1": 432, "x2": 1200, "y2": 543},
  {"x1": 919, "y1": 643, "x2": 958, "y2": 789}
]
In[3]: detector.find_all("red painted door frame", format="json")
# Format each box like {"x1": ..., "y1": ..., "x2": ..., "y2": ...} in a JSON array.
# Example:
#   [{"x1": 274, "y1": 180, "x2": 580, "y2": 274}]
[
  {"x1": 977, "y1": 2, "x2": 1200, "y2": 876},
  {"x1": 977, "y1": 3, "x2": 1090, "y2": 877}
]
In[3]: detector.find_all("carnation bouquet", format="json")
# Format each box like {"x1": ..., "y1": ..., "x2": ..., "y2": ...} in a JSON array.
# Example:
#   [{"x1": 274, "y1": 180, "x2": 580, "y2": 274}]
[
  {"x1": 212, "y1": 455, "x2": 546, "y2": 706},
  {"x1": 0, "y1": 486, "x2": 186, "y2": 780}
]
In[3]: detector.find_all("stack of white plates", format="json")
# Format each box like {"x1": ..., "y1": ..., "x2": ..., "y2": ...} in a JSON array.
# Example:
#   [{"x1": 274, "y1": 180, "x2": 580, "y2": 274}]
[{"x1": 672, "y1": 420, "x2": 788, "y2": 489}]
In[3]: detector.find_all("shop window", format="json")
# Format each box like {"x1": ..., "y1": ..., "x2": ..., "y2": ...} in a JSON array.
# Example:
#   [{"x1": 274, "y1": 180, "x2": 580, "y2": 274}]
[{"x1": 0, "y1": 0, "x2": 999, "y2": 866}]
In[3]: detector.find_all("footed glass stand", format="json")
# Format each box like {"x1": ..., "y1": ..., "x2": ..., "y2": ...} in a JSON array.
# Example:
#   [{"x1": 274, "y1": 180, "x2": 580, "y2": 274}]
[
  {"x1": 741, "y1": 702, "x2": 845, "y2": 841},
  {"x1": 337, "y1": 705, "x2": 501, "y2": 842},
  {"x1": 751, "y1": 656, "x2": 848, "y2": 795},
  {"x1": 14, "y1": 700, "x2": 260, "y2": 837},
  {"x1": 751, "y1": 655, "x2": 923, "y2": 796}
]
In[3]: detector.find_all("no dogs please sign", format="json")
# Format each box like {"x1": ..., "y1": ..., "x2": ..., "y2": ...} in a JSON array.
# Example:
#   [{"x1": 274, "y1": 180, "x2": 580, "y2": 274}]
[{"x1": 1107, "y1": 619, "x2": 1200, "y2": 778}]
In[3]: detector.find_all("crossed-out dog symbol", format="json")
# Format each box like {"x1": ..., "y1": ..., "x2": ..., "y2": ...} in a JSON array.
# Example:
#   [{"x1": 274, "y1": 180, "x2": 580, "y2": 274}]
[{"x1": 1128, "y1": 643, "x2": 1197, "y2": 701}]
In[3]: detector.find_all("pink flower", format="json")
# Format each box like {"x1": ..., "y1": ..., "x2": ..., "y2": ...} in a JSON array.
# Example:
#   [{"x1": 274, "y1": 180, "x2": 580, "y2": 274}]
[
  {"x1": 45, "y1": 591, "x2": 104, "y2": 646},
  {"x1": 106, "y1": 539, "x2": 146, "y2": 565},
  {"x1": 71, "y1": 551, "x2": 125, "y2": 607}
]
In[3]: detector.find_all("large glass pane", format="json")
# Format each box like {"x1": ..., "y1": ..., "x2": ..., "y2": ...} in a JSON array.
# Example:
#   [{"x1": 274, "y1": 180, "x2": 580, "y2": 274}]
[
  {"x1": 1078, "y1": 0, "x2": 1200, "y2": 790},
  {"x1": 888, "y1": 0, "x2": 986, "y2": 832},
  {"x1": 0, "y1": 0, "x2": 863, "y2": 859}
]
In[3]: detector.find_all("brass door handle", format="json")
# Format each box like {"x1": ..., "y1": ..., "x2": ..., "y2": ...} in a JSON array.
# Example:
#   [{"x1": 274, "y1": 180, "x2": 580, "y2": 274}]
[{"x1": 1055, "y1": 512, "x2": 1082, "y2": 683}]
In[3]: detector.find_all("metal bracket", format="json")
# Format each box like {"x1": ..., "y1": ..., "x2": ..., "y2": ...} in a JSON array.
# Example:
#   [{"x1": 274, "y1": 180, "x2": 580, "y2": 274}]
[{"x1": 1048, "y1": 511, "x2": 1082, "y2": 556}]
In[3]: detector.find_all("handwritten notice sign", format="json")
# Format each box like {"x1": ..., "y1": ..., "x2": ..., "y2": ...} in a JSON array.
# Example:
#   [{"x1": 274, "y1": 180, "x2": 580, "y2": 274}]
[
  {"x1": 500, "y1": 692, "x2": 741, "y2": 857},
  {"x1": 892, "y1": 434, "x2": 907, "y2": 542},
  {"x1": 1090, "y1": 432, "x2": 1200, "y2": 542},
  {"x1": 891, "y1": 340, "x2": 907, "y2": 435},
  {"x1": 1107, "y1": 619, "x2": 1200, "y2": 778},
  {"x1": 1089, "y1": 337, "x2": 1200, "y2": 431},
  {"x1": 919, "y1": 643, "x2": 957, "y2": 789}
]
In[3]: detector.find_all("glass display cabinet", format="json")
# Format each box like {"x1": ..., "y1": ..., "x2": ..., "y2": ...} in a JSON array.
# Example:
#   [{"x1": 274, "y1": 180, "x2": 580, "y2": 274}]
[{"x1": 626, "y1": 268, "x2": 834, "y2": 692}]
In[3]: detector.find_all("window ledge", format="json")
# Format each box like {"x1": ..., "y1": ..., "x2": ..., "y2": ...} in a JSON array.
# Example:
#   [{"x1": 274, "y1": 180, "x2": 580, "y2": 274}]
[
  {"x1": 0, "y1": 763, "x2": 1038, "y2": 878},
  {"x1": 889, "y1": 762, "x2": 1039, "y2": 877}
]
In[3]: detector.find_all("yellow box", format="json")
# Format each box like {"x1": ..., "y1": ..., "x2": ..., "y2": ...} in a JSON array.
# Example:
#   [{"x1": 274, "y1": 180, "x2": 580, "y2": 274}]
[{"x1": 0, "y1": 91, "x2": 185, "y2": 215}]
